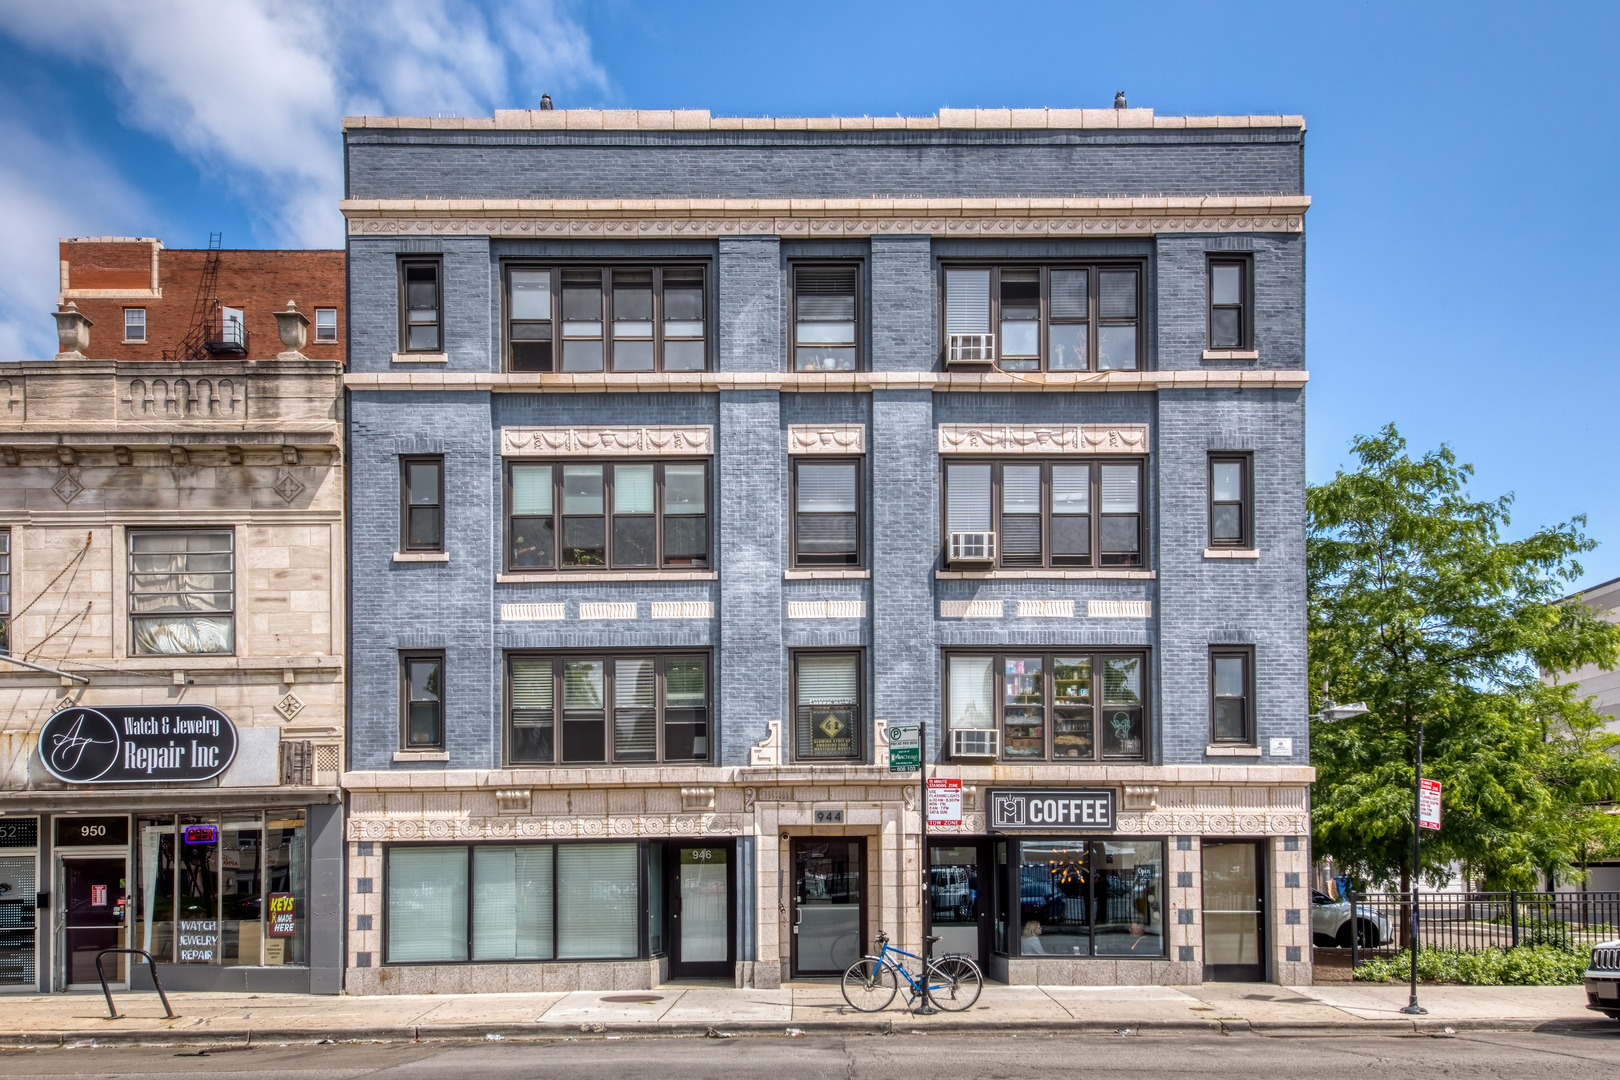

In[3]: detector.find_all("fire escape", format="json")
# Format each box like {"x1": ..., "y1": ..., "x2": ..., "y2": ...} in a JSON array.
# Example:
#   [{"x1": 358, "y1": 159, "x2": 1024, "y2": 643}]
[{"x1": 163, "y1": 233, "x2": 246, "y2": 361}]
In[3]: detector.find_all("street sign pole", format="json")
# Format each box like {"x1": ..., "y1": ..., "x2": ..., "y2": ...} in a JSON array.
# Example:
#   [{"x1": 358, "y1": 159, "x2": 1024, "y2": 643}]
[
  {"x1": 1401, "y1": 719, "x2": 1427, "y2": 1016},
  {"x1": 915, "y1": 720, "x2": 936, "y2": 1015}
]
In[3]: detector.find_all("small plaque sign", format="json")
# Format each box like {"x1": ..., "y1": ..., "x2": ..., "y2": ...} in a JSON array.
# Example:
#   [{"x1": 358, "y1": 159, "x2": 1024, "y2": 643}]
[
  {"x1": 268, "y1": 892, "x2": 297, "y2": 937},
  {"x1": 813, "y1": 809, "x2": 845, "y2": 825}
]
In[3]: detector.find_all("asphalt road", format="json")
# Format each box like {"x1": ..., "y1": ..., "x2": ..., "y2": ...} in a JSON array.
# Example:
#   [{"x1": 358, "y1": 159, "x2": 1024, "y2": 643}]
[{"x1": 4, "y1": 1032, "x2": 1620, "y2": 1080}]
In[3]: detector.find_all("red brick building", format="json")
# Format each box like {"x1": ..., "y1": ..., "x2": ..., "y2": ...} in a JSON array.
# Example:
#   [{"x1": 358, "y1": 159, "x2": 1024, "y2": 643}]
[{"x1": 57, "y1": 237, "x2": 344, "y2": 362}]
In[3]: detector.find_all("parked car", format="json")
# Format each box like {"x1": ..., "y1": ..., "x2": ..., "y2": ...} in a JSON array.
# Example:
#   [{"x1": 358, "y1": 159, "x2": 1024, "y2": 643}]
[
  {"x1": 1311, "y1": 890, "x2": 1391, "y2": 948},
  {"x1": 1586, "y1": 939, "x2": 1620, "y2": 1022}
]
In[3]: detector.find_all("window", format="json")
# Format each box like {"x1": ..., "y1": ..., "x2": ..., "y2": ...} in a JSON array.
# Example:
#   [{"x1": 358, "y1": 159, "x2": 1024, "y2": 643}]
[
  {"x1": 945, "y1": 652, "x2": 1147, "y2": 761},
  {"x1": 941, "y1": 460, "x2": 1143, "y2": 569},
  {"x1": 384, "y1": 841, "x2": 642, "y2": 964},
  {"x1": 1009, "y1": 839, "x2": 1163, "y2": 957},
  {"x1": 793, "y1": 651, "x2": 861, "y2": 761},
  {"x1": 1208, "y1": 454, "x2": 1251, "y2": 548},
  {"x1": 507, "y1": 652, "x2": 710, "y2": 765},
  {"x1": 507, "y1": 460, "x2": 708, "y2": 571},
  {"x1": 792, "y1": 459, "x2": 861, "y2": 567},
  {"x1": 1208, "y1": 258, "x2": 1251, "y2": 349},
  {"x1": 128, "y1": 530, "x2": 234, "y2": 655},
  {"x1": 942, "y1": 265, "x2": 1142, "y2": 371},
  {"x1": 0, "y1": 528, "x2": 9, "y2": 654},
  {"x1": 124, "y1": 307, "x2": 147, "y2": 342},
  {"x1": 1210, "y1": 648, "x2": 1253, "y2": 745},
  {"x1": 505, "y1": 265, "x2": 707, "y2": 372},
  {"x1": 792, "y1": 264, "x2": 861, "y2": 371},
  {"x1": 400, "y1": 456, "x2": 444, "y2": 552},
  {"x1": 400, "y1": 261, "x2": 441, "y2": 352},
  {"x1": 314, "y1": 307, "x2": 338, "y2": 343},
  {"x1": 402, "y1": 653, "x2": 444, "y2": 749}
]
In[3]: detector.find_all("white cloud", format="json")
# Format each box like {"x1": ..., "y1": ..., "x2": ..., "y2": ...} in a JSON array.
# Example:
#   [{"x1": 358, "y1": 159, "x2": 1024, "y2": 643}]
[{"x1": 0, "y1": 0, "x2": 609, "y2": 353}]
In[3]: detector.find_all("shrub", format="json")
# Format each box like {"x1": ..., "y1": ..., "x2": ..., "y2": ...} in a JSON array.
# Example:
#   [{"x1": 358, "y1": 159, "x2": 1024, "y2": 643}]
[{"x1": 1353, "y1": 945, "x2": 1587, "y2": 985}]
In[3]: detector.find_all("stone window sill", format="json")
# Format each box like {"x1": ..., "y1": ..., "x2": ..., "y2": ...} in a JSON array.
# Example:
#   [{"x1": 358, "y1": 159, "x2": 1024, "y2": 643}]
[
  {"x1": 936, "y1": 569, "x2": 1156, "y2": 580},
  {"x1": 1203, "y1": 548, "x2": 1259, "y2": 560},
  {"x1": 1203, "y1": 349, "x2": 1259, "y2": 361},
  {"x1": 1206, "y1": 745, "x2": 1262, "y2": 757},
  {"x1": 393, "y1": 552, "x2": 449, "y2": 562},
  {"x1": 496, "y1": 571, "x2": 717, "y2": 583},
  {"x1": 391, "y1": 352, "x2": 448, "y2": 364},
  {"x1": 393, "y1": 751, "x2": 449, "y2": 762},
  {"x1": 784, "y1": 569, "x2": 870, "y2": 580}
]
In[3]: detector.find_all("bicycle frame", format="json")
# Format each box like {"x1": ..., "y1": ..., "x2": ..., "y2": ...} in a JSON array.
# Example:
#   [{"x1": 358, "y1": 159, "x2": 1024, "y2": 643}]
[{"x1": 867, "y1": 939, "x2": 942, "y2": 1001}]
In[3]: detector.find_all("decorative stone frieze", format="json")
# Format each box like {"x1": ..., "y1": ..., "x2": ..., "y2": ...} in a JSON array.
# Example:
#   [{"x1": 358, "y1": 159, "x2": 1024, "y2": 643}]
[
  {"x1": 650, "y1": 601, "x2": 713, "y2": 619},
  {"x1": 938, "y1": 423, "x2": 1148, "y2": 455},
  {"x1": 748, "y1": 720, "x2": 782, "y2": 766},
  {"x1": 1016, "y1": 600, "x2": 1073, "y2": 618},
  {"x1": 787, "y1": 600, "x2": 866, "y2": 619},
  {"x1": 122, "y1": 376, "x2": 245, "y2": 419},
  {"x1": 939, "y1": 600, "x2": 1004, "y2": 618},
  {"x1": 788, "y1": 424, "x2": 865, "y2": 455},
  {"x1": 1087, "y1": 600, "x2": 1153, "y2": 618},
  {"x1": 501, "y1": 602, "x2": 565, "y2": 621},
  {"x1": 501, "y1": 425, "x2": 712, "y2": 457},
  {"x1": 579, "y1": 601, "x2": 637, "y2": 620}
]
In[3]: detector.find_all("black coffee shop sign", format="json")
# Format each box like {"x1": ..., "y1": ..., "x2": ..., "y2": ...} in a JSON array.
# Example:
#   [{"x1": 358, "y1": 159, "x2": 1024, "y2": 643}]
[{"x1": 39, "y1": 705, "x2": 238, "y2": 784}]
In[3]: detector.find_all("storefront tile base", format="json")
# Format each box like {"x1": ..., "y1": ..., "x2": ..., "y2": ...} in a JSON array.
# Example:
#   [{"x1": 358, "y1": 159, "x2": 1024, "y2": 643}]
[
  {"x1": 345, "y1": 958, "x2": 667, "y2": 996},
  {"x1": 993, "y1": 956, "x2": 1201, "y2": 986},
  {"x1": 132, "y1": 964, "x2": 311, "y2": 994}
]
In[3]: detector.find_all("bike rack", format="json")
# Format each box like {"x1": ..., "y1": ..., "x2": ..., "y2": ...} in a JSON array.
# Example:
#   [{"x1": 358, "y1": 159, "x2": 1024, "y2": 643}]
[{"x1": 95, "y1": 949, "x2": 176, "y2": 1020}]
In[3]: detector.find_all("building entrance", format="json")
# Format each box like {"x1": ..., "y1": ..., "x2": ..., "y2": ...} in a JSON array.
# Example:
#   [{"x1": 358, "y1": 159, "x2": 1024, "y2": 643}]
[
  {"x1": 61, "y1": 856, "x2": 127, "y2": 988},
  {"x1": 666, "y1": 843, "x2": 732, "y2": 978},
  {"x1": 790, "y1": 838, "x2": 864, "y2": 977},
  {"x1": 1202, "y1": 841, "x2": 1266, "y2": 981},
  {"x1": 928, "y1": 841, "x2": 989, "y2": 967}
]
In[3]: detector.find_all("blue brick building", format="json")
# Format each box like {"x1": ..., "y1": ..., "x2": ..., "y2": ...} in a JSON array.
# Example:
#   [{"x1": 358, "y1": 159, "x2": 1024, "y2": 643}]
[{"x1": 340, "y1": 106, "x2": 1313, "y2": 992}]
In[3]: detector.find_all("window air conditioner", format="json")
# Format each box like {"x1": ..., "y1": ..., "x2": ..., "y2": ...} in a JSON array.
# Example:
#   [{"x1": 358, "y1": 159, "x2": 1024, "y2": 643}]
[
  {"x1": 948, "y1": 531, "x2": 996, "y2": 564},
  {"x1": 951, "y1": 728, "x2": 999, "y2": 758},
  {"x1": 947, "y1": 333, "x2": 995, "y2": 364}
]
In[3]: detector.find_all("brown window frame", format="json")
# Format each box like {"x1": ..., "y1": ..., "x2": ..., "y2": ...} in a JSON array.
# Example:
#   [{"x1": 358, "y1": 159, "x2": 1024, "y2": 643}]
[
  {"x1": 399, "y1": 259, "x2": 443, "y2": 353},
  {"x1": 939, "y1": 261, "x2": 1146, "y2": 372},
  {"x1": 943, "y1": 650, "x2": 1150, "y2": 763},
  {"x1": 790, "y1": 648, "x2": 865, "y2": 763},
  {"x1": 505, "y1": 458, "x2": 710, "y2": 572},
  {"x1": 790, "y1": 261, "x2": 864, "y2": 372},
  {"x1": 1209, "y1": 646, "x2": 1255, "y2": 746},
  {"x1": 1207, "y1": 256, "x2": 1252, "y2": 350},
  {"x1": 790, "y1": 457, "x2": 863, "y2": 569},
  {"x1": 504, "y1": 650, "x2": 713, "y2": 766},
  {"x1": 401, "y1": 651, "x2": 445, "y2": 751},
  {"x1": 501, "y1": 261, "x2": 711, "y2": 373},
  {"x1": 400, "y1": 455, "x2": 445, "y2": 553},
  {"x1": 1207, "y1": 453, "x2": 1252, "y2": 548},
  {"x1": 940, "y1": 458, "x2": 1146, "y2": 570}
]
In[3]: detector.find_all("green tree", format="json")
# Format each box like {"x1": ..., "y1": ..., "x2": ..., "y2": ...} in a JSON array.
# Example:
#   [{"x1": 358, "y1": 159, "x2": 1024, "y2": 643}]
[{"x1": 1308, "y1": 426, "x2": 1620, "y2": 895}]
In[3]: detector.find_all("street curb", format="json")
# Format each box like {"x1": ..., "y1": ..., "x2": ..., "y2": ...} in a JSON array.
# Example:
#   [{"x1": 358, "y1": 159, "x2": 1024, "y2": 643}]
[{"x1": 2, "y1": 1014, "x2": 1612, "y2": 1046}]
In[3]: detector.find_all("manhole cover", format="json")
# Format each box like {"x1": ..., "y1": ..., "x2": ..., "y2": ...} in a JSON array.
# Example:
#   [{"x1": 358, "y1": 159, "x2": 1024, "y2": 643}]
[{"x1": 601, "y1": 994, "x2": 663, "y2": 1004}]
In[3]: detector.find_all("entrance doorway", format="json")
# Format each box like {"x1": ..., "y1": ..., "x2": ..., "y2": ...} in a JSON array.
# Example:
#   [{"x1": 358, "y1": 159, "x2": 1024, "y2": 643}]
[
  {"x1": 927, "y1": 841, "x2": 989, "y2": 967},
  {"x1": 61, "y1": 856, "x2": 127, "y2": 987},
  {"x1": 790, "y1": 838, "x2": 864, "y2": 977},
  {"x1": 0, "y1": 854, "x2": 39, "y2": 989},
  {"x1": 666, "y1": 843, "x2": 733, "y2": 978},
  {"x1": 1202, "y1": 841, "x2": 1266, "y2": 981}
]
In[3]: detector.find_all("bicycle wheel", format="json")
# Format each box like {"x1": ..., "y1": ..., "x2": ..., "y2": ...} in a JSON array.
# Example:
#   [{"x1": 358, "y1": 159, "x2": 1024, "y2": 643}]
[
  {"x1": 924, "y1": 955, "x2": 983, "y2": 1012},
  {"x1": 841, "y1": 957, "x2": 899, "y2": 1012}
]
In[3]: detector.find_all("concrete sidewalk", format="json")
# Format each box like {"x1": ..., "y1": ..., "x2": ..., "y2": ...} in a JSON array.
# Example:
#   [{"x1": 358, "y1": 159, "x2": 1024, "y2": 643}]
[{"x1": 0, "y1": 982, "x2": 1607, "y2": 1045}]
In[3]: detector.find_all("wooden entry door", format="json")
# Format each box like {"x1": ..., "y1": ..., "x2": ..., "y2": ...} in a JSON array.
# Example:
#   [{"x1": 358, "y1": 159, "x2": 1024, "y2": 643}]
[
  {"x1": 790, "y1": 838, "x2": 865, "y2": 977},
  {"x1": 1202, "y1": 841, "x2": 1266, "y2": 981}
]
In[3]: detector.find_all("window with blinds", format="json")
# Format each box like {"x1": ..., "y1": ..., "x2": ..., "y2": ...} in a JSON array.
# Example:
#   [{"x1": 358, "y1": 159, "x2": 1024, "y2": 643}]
[
  {"x1": 386, "y1": 847, "x2": 469, "y2": 962},
  {"x1": 506, "y1": 461, "x2": 708, "y2": 571},
  {"x1": 793, "y1": 460, "x2": 861, "y2": 567},
  {"x1": 128, "y1": 530, "x2": 235, "y2": 655},
  {"x1": 505, "y1": 265, "x2": 708, "y2": 372},
  {"x1": 945, "y1": 652, "x2": 1148, "y2": 762},
  {"x1": 794, "y1": 652, "x2": 861, "y2": 760},
  {"x1": 507, "y1": 653, "x2": 710, "y2": 765},
  {"x1": 941, "y1": 461, "x2": 1142, "y2": 569},
  {"x1": 941, "y1": 264, "x2": 1142, "y2": 371},
  {"x1": 793, "y1": 264, "x2": 860, "y2": 372}
]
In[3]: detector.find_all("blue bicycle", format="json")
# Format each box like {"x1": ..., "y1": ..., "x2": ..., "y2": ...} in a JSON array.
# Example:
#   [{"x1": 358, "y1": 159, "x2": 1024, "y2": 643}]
[{"x1": 840, "y1": 930, "x2": 983, "y2": 1012}]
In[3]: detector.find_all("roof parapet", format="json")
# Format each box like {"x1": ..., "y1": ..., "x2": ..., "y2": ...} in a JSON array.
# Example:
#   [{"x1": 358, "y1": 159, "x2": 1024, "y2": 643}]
[{"x1": 342, "y1": 108, "x2": 1306, "y2": 133}]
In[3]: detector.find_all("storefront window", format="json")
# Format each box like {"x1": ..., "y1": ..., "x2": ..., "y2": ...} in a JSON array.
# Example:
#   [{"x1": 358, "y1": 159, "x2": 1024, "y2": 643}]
[
  {"x1": 1008, "y1": 839, "x2": 1163, "y2": 959},
  {"x1": 387, "y1": 847, "x2": 469, "y2": 962},
  {"x1": 265, "y1": 814, "x2": 308, "y2": 965},
  {"x1": 472, "y1": 846, "x2": 554, "y2": 961},
  {"x1": 222, "y1": 815, "x2": 261, "y2": 966},
  {"x1": 558, "y1": 844, "x2": 638, "y2": 959},
  {"x1": 136, "y1": 818, "x2": 175, "y2": 962},
  {"x1": 178, "y1": 815, "x2": 220, "y2": 963}
]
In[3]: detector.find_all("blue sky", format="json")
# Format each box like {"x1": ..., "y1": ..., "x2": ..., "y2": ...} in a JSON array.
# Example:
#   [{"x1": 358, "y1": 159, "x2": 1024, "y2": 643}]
[{"x1": 2, "y1": 0, "x2": 1615, "y2": 588}]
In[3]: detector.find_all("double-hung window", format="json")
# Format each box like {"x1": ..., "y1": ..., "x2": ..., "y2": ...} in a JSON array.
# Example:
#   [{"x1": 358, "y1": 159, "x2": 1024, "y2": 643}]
[
  {"x1": 1208, "y1": 257, "x2": 1251, "y2": 350},
  {"x1": 792, "y1": 459, "x2": 861, "y2": 567},
  {"x1": 942, "y1": 264, "x2": 1142, "y2": 371},
  {"x1": 1210, "y1": 648, "x2": 1254, "y2": 745},
  {"x1": 124, "y1": 307, "x2": 147, "y2": 343},
  {"x1": 792, "y1": 264, "x2": 861, "y2": 371},
  {"x1": 945, "y1": 651, "x2": 1147, "y2": 761},
  {"x1": 505, "y1": 265, "x2": 707, "y2": 372},
  {"x1": 942, "y1": 460, "x2": 1143, "y2": 569},
  {"x1": 128, "y1": 530, "x2": 234, "y2": 655},
  {"x1": 402, "y1": 653, "x2": 445, "y2": 750},
  {"x1": 793, "y1": 651, "x2": 862, "y2": 761},
  {"x1": 400, "y1": 261, "x2": 441, "y2": 352},
  {"x1": 507, "y1": 652, "x2": 710, "y2": 765},
  {"x1": 1208, "y1": 454, "x2": 1251, "y2": 548},
  {"x1": 507, "y1": 461, "x2": 708, "y2": 570},
  {"x1": 314, "y1": 307, "x2": 338, "y2": 343},
  {"x1": 401, "y1": 456, "x2": 444, "y2": 552}
]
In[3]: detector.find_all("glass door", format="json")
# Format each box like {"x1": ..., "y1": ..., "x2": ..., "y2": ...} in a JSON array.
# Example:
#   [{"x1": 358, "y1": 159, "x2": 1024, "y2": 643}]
[
  {"x1": 62, "y1": 857, "x2": 127, "y2": 987},
  {"x1": 1202, "y1": 841, "x2": 1265, "y2": 981},
  {"x1": 0, "y1": 855, "x2": 38, "y2": 989},
  {"x1": 668, "y1": 844, "x2": 731, "y2": 978},
  {"x1": 791, "y1": 838, "x2": 864, "y2": 977},
  {"x1": 928, "y1": 842, "x2": 987, "y2": 966}
]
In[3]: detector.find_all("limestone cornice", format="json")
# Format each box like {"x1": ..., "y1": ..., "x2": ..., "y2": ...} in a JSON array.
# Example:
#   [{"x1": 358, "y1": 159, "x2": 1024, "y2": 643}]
[
  {"x1": 345, "y1": 369, "x2": 1308, "y2": 394},
  {"x1": 341, "y1": 195, "x2": 1309, "y2": 239}
]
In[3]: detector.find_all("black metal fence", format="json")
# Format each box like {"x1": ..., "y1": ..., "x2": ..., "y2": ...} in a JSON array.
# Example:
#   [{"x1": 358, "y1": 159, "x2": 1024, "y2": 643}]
[{"x1": 1341, "y1": 890, "x2": 1620, "y2": 967}]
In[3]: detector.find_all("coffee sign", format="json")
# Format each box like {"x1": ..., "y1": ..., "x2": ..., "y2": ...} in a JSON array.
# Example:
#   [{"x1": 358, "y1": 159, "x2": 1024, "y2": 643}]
[
  {"x1": 987, "y1": 788, "x2": 1116, "y2": 832},
  {"x1": 39, "y1": 706, "x2": 238, "y2": 784}
]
